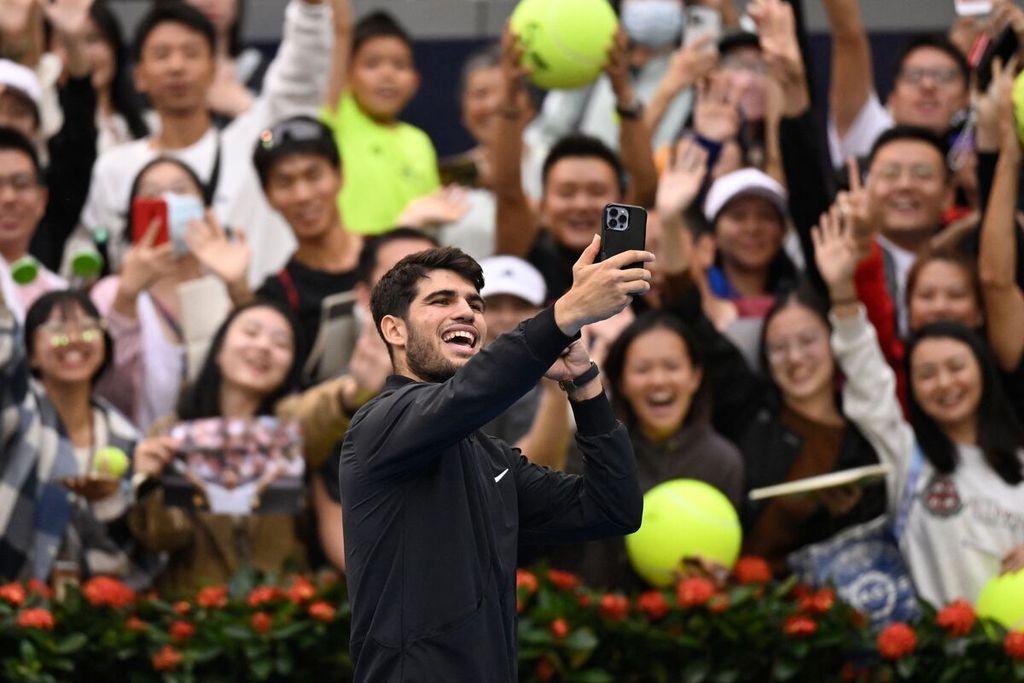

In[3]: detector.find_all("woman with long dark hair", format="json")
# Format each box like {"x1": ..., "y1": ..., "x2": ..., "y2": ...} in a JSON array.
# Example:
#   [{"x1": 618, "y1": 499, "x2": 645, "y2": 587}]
[
  {"x1": 818, "y1": 211, "x2": 1024, "y2": 606},
  {"x1": 0, "y1": 287, "x2": 156, "y2": 585}
]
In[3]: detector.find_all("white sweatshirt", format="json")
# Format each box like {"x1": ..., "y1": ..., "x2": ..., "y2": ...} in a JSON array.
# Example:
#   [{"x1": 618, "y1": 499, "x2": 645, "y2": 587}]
[
  {"x1": 831, "y1": 308, "x2": 1024, "y2": 607},
  {"x1": 75, "y1": 0, "x2": 334, "y2": 286}
]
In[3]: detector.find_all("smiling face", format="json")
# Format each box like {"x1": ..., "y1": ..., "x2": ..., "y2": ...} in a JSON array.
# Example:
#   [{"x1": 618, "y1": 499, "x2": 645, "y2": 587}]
[
  {"x1": 349, "y1": 36, "x2": 419, "y2": 121},
  {"x1": 216, "y1": 306, "x2": 295, "y2": 399},
  {"x1": 30, "y1": 304, "x2": 106, "y2": 386},
  {"x1": 382, "y1": 269, "x2": 486, "y2": 383},
  {"x1": 263, "y1": 153, "x2": 341, "y2": 241},
  {"x1": 619, "y1": 327, "x2": 702, "y2": 441},
  {"x1": 461, "y1": 64, "x2": 503, "y2": 147},
  {"x1": 908, "y1": 259, "x2": 982, "y2": 331},
  {"x1": 541, "y1": 157, "x2": 621, "y2": 251},
  {"x1": 764, "y1": 303, "x2": 835, "y2": 405},
  {"x1": 867, "y1": 140, "x2": 951, "y2": 249},
  {"x1": 714, "y1": 195, "x2": 784, "y2": 279},
  {"x1": 889, "y1": 47, "x2": 967, "y2": 134},
  {"x1": 0, "y1": 149, "x2": 45, "y2": 262},
  {"x1": 910, "y1": 336, "x2": 982, "y2": 441}
]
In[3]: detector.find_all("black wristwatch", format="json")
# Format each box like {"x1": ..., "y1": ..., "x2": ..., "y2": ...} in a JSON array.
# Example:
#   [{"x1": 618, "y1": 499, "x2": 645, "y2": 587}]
[
  {"x1": 558, "y1": 362, "x2": 600, "y2": 393},
  {"x1": 615, "y1": 99, "x2": 644, "y2": 120}
]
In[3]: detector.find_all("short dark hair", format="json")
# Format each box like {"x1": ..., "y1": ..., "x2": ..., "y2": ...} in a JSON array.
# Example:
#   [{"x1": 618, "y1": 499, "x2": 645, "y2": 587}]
[
  {"x1": 177, "y1": 300, "x2": 302, "y2": 419},
  {"x1": 352, "y1": 10, "x2": 414, "y2": 58},
  {"x1": 0, "y1": 88, "x2": 40, "y2": 134},
  {"x1": 355, "y1": 227, "x2": 439, "y2": 285},
  {"x1": 894, "y1": 34, "x2": 970, "y2": 88},
  {"x1": 133, "y1": 2, "x2": 215, "y2": 62},
  {"x1": 370, "y1": 247, "x2": 484, "y2": 345},
  {"x1": 0, "y1": 127, "x2": 42, "y2": 181},
  {"x1": 603, "y1": 311, "x2": 709, "y2": 430},
  {"x1": 253, "y1": 116, "x2": 341, "y2": 188},
  {"x1": 905, "y1": 322, "x2": 1023, "y2": 485},
  {"x1": 24, "y1": 290, "x2": 113, "y2": 385},
  {"x1": 542, "y1": 134, "x2": 626, "y2": 196},
  {"x1": 867, "y1": 125, "x2": 951, "y2": 179}
]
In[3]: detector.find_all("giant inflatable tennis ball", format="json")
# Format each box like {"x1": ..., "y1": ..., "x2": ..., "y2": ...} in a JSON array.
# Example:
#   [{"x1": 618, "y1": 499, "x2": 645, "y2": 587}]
[
  {"x1": 625, "y1": 479, "x2": 742, "y2": 587},
  {"x1": 977, "y1": 570, "x2": 1024, "y2": 631},
  {"x1": 92, "y1": 447, "x2": 130, "y2": 479},
  {"x1": 510, "y1": 0, "x2": 618, "y2": 90}
]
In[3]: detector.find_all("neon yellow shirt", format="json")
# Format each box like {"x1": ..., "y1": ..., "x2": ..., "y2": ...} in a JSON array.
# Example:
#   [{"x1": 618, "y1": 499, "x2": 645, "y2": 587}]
[{"x1": 323, "y1": 94, "x2": 440, "y2": 235}]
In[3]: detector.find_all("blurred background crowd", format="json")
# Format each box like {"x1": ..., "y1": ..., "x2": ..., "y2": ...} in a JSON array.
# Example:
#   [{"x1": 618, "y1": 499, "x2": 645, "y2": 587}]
[{"x1": 0, "y1": 0, "x2": 1023, "y2": 621}]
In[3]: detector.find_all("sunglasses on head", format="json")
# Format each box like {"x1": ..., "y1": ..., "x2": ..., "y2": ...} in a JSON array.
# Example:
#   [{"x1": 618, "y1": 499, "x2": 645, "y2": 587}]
[{"x1": 258, "y1": 119, "x2": 330, "y2": 151}]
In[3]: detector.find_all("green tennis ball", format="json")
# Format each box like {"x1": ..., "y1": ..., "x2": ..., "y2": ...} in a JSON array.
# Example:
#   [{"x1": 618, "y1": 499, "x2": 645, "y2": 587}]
[
  {"x1": 510, "y1": 0, "x2": 618, "y2": 90},
  {"x1": 92, "y1": 447, "x2": 130, "y2": 478},
  {"x1": 977, "y1": 571, "x2": 1024, "y2": 631},
  {"x1": 625, "y1": 479, "x2": 742, "y2": 587}
]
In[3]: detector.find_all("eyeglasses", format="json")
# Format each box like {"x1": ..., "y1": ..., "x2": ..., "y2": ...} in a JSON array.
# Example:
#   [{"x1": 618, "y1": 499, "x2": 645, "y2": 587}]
[
  {"x1": 874, "y1": 162, "x2": 940, "y2": 182},
  {"x1": 258, "y1": 119, "x2": 331, "y2": 151},
  {"x1": 898, "y1": 67, "x2": 962, "y2": 86},
  {"x1": 766, "y1": 330, "x2": 826, "y2": 364},
  {"x1": 40, "y1": 319, "x2": 103, "y2": 348},
  {"x1": 0, "y1": 173, "x2": 39, "y2": 194}
]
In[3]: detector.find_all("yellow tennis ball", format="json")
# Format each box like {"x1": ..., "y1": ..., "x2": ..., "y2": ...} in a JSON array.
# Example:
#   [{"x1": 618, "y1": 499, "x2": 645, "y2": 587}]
[
  {"x1": 92, "y1": 447, "x2": 129, "y2": 478},
  {"x1": 510, "y1": 0, "x2": 618, "y2": 90},
  {"x1": 977, "y1": 570, "x2": 1024, "y2": 631},
  {"x1": 625, "y1": 479, "x2": 742, "y2": 587},
  {"x1": 1013, "y1": 70, "x2": 1024, "y2": 147}
]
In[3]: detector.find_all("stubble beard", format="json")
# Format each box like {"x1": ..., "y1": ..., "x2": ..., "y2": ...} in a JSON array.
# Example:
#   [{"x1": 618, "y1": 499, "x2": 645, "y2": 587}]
[{"x1": 405, "y1": 324, "x2": 461, "y2": 384}]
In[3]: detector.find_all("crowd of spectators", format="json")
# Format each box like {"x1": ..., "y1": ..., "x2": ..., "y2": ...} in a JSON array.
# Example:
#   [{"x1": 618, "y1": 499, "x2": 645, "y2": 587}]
[{"x1": 1, "y1": 0, "x2": 1023, "y2": 615}]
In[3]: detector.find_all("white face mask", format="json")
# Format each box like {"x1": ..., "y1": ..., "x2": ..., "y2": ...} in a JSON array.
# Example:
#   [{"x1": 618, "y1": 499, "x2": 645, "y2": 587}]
[{"x1": 621, "y1": 0, "x2": 685, "y2": 49}]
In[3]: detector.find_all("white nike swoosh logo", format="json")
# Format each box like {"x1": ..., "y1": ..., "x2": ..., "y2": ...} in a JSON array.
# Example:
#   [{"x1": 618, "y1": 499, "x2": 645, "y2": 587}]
[{"x1": 494, "y1": 468, "x2": 509, "y2": 483}]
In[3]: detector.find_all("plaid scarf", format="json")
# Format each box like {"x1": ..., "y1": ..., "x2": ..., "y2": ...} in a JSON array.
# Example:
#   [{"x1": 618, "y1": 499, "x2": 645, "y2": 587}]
[{"x1": 1, "y1": 307, "x2": 162, "y2": 586}]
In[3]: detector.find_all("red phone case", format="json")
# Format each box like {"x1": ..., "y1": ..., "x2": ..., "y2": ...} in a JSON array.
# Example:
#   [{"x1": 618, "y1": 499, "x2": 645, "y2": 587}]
[{"x1": 131, "y1": 197, "x2": 169, "y2": 247}]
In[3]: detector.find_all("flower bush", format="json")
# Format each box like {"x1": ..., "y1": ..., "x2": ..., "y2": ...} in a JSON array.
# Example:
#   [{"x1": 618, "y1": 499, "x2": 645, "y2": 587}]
[{"x1": 0, "y1": 558, "x2": 1022, "y2": 682}]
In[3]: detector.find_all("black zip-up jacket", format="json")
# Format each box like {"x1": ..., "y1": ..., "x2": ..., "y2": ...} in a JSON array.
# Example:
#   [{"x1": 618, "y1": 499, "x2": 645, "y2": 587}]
[{"x1": 340, "y1": 307, "x2": 642, "y2": 682}]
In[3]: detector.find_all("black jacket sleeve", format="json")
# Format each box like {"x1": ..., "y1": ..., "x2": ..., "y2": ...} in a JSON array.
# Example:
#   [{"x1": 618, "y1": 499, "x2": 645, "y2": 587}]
[
  {"x1": 31, "y1": 77, "x2": 98, "y2": 271},
  {"x1": 515, "y1": 393, "x2": 642, "y2": 544},
  {"x1": 349, "y1": 306, "x2": 575, "y2": 482}
]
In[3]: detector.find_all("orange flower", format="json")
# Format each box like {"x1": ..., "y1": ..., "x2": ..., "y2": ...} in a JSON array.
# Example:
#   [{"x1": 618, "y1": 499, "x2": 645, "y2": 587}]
[
  {"x1": 734, "y1": 556, "x2": 772, "y2": 584},
  {"x1": 676, "y1": 577, "x2": 715, "y2": 608},
  {"x1": 935, "y1": 599, "x2": 976, "y2": 637},
  {"x1": 0, "y1": 582, "x2": 26, "y2": 606},
  {"x1": 783, "y1": 615, "x2": 818, "y2": 638},
  {"x1": 196, "y1": 585, "x2": 228, "y2": 609},
  {"x1": 799, "y1": 589, "x2": 835, "y2": 615},
  {"x1": 251, "y1": 612, "x2": 273, "y2": 635},
  {"x1": 535, "y1": 658, "x2": 556, "y2": 682},
  {"x1": 598, "y1": 594, "x2": 630, "y2": 621},
  {"x1": 516, "y1": 569, "x2": 538, "y2": 594},
  {"x1": 125, "y1": 616, "x2": 149, "y2": 632},
  {"x1": 170, "y1": 620, "x2": 195, "y2": 641},
  {"x1": 1005, "y1": 632, "x2": 1024, "y2": 660},
  {"x1": 549, "y1": 617, "x2": 569, "y2": 639},
  {"x1": 287, "y1": 576, "x2": 316, "y2": 604},
  {"x1": 82, "y1": 576, "x2": 135, "y2": 608},
  {"x1": 17, "y1": 608, "x2": 54, "y2": 630},
  {"x1": 26, "y1": 579, "x2": 51, "y2": 599},
  {"x1": 708, "y1": 593, "x2": 730, "y2": 614},
  {"x1": 308, "y1": 601, "x2": 336, "y2": 622},
  {"x1": 152, "y1": 645, "x2": 183, "y2": 671},
  {"x1": 247, "y1": 586, "x2": 281, "y2": 608},
  {"x1": 546, "y1": 569, "x2": 580, "y2": 592},
  {"x1": 173, "y1": 601, "x2": 191, "y2": 615},
  {"x1": 636, "y1": 590, "x2": 669, "y2": 620},
  {"x1": 877, "y1": 622, "x2": 917, "y2": 660}
]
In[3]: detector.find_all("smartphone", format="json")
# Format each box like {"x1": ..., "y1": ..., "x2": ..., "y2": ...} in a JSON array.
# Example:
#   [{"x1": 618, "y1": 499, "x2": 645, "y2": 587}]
[
  {"x1": 600, "y1": 203, "x2": 647, "y2": 270},
  {"x1": 131, "y1": 197, "x2": 169, "y2": 247},
  {"x1": 954, "y1": 0, "x2": 992, "y2": 16},
  {"x1": 977, "y1": 26, "x2": 1019, "y2": 91},
  {"x1": 683, "y1": 6, "x2": 722, "y2": 51},
  {"x1": 130, "y1": 194, "x2": 204, "y2": 255}
]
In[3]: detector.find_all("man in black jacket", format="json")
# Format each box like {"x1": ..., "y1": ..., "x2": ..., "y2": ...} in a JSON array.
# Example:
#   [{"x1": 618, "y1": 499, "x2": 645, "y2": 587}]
[{"x1": 340, "y1": 239, "x2": 652, "y2": 681}]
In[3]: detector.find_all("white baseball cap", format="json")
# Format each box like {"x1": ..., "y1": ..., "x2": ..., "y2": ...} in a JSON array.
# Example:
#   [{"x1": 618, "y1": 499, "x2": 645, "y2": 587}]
[
  {"x1": 480, "y1": 255, "x2": 546, "y2": 307},
  {"x1": 0, "y1": 59, "x2": 42, "y2": 105},
  {"x1": 703, "y1": 168, "x2": 788, "y2": 223}
]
